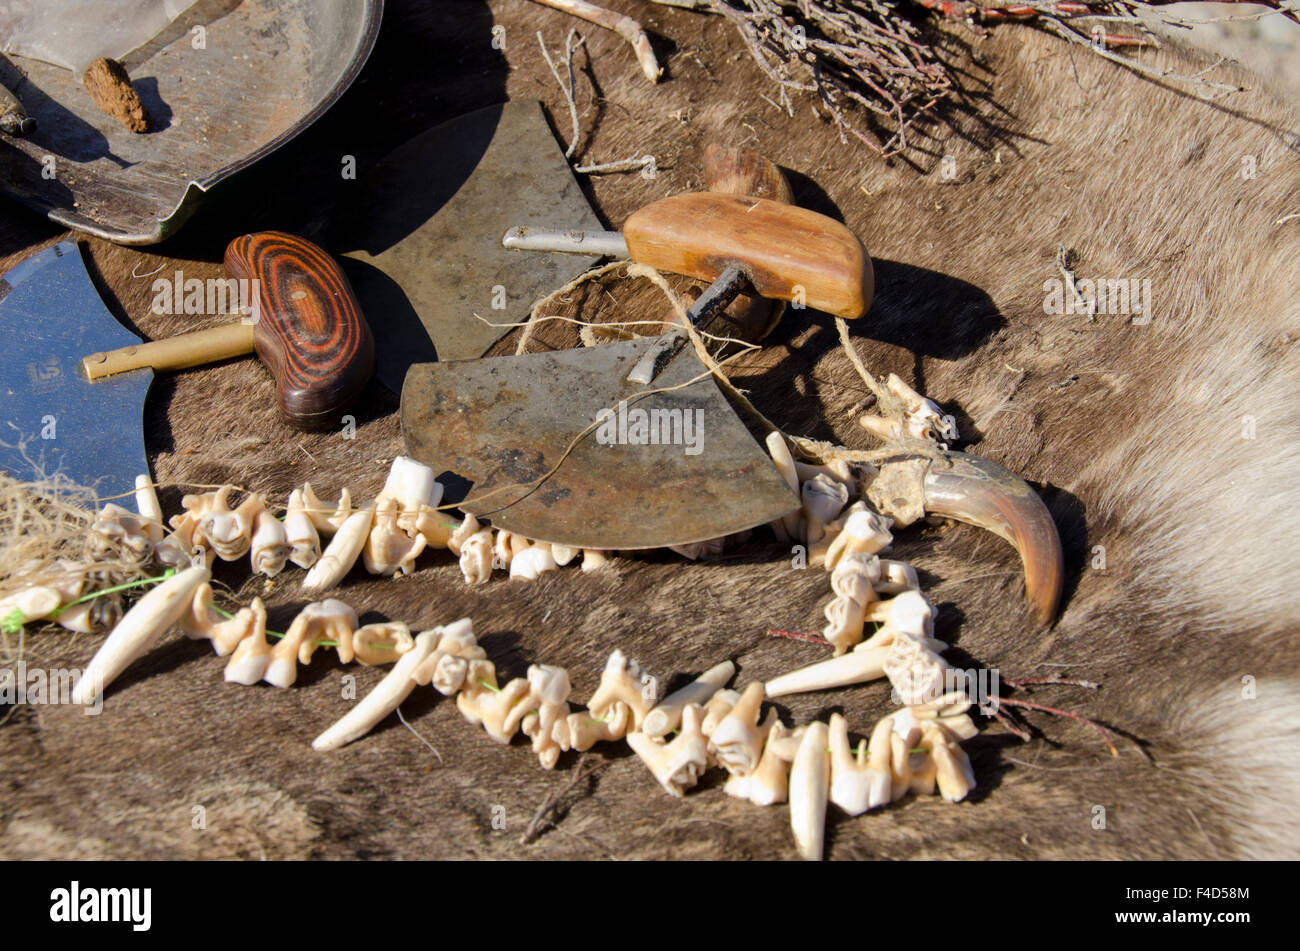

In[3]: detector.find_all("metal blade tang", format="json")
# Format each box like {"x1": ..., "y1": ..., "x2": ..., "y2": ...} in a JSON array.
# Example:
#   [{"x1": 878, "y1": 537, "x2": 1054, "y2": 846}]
[{"x1": 502, "y1": 226, "x2": 629, "y2": 258}]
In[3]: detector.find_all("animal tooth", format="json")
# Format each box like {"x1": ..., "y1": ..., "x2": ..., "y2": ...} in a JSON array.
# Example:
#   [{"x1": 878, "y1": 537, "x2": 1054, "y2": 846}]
[
  {"x1": 824, "y1": 509, "x2": 893, "y2": 571},
  {"x1": 765, "y1": 646, "x2": 889, "y2": 698},
  {"x1": 808, "y1": 500, "x2": 865, "y2": 567},
  {"x1": 363, "y1": 497, "x2": 427, "y2": 576},
  {"x1": 828, "y1": 713, "x2": 891, "y2": 815},
  {"x1": 889, "y1": 723, "x2": 922, "y2": 803},
  {"x1": 300, "y1": 483, "x2": 353, "y2": 535},
  {"x1": 554, "y1": 701, "x2": 632, "y2": 752},
  {"x1": 700, "y1": 687, "x2": 742, "y2": 737},
  {"x1": 642, "y1": 659, "x2": 735, "y2": 738},
  {"x1": 378, "y1": 456, "x2": 445, "y2": 538},
  {"x1": 927, "y1": 721, "x2": 977, "y2": 802},
  {"x1": 284, "y1": 488, "x2": 321, "y2": 569},
  {"x1": 789, "y1": 720, "x2": 830, "y2": 861},
  {"x1": 740, "y1": 720, "x2": 796, "y2": 806},
  {"x1": 251, "y1": 508, "x2": 290, "y2": 577},
  {"x1": 413, "y1": 510, "x2": 455, "y2": 550},
  {"x1": 764, "y1": 431, "x2": 803, "y2": 542},
  {"x1": 293, "y1": 600, "x2": 360, "y2": 665},
  {"x1": 822, "y1": 595, "x2": 869, "y2": 656},
  {"x1": 864, "y1": 590, "x2": 935, "y2": 639},
  {"x1": 708, "y1": 681, "x2": 773, "y2": 776},
  {"x1": 586, "y1": 649, "x2": 660, "y2": 732},
  {"x1": 458, "y1": 529, "x2": 494, "y2": 585},
  {"x1": 222, "y1": 598, "x2": 271, "y2": 684},
  {"x1": 54, "y1": 598, "x2": 121, "y2": 635},
  {"x1": 550, "y1": 543, "x2": 579, "y2": 566},
  {"x1": 313, "y1": 628, "x2": 443, "y2": 752},
  {"x1": 431, "y1": 655, "x2": 468, "y2": 694},
  {"x1": 510, "y1": 546, "x2": 557, "y2": 580},
  {"x1": 447, "y1": 514, "x2": 481, "y2": 557},
  {"x1": 802, "y1": 473, "x2": 849, "y2": 544},
  {"x1": 353, "y1": 621, "x2": 414, "y2": 665},
  {"x1": 580, "y1": 549, "x2": 610, "y2": 572},
  {"x1": 884, "y1": 373, "x2": 958, "y2": 442},
  {"x1": 265, "y1": 637, "x2": 302, "y2": 688},
  {"x1": 262, "y1": 599, "x2": 360, "y2": 686},
  {"x1": 493, "y1": 530, "x2": 521, "y2": 569},
  {"x1": 908, "y1": 745, "x2": 939, "y2": 797},
  {"x1": 380, "y1": 455, "x2": 442, "y2": 508},
  {"x1": 517, "y1": 664, "x2": 572, "y2": 768},
  {"x1": 134, "y1": 474, "x2": 164, "y2": 544},
  {"x1": 830, "y1": 550, "x2": 879, "y2": 601},
  {"x1": 875, "y1": 559, "x2": 919, "y2": 595},
  {"x1": 409, "y1": 618, "x2": 484, "y2": 694},
  {"x1": 0, "y1": 585, "x2": 63, "y2": 625},
  {"x1": 302, "y1": 504, "x2": 374, "y2": 595},
  {"x1": 87, "y1": 502, "x2": 154, "y2": 565},
  {"x1": 195, "y1": 487, "x2": 265, "y2": 562},
  {"x1": 155, "y1": 513, "x2": 208, "y2": 570},
  {"x1": 180, "y1": 582, "x2": 262, "y2": 656},
  {"x1": 882, "y1": 631, "x2": 950, "y2": 706},
  {"x1": 626, "y1": 704, "x2": 710, "y2": 797},
  {"x1": 71, "y1": 565, "x2": 211, "y2": 705},
  {"x1": 793, "y1": 457, "x2": 858, "y2": 494},
  {"x1": 457, "y1": 662, "x2": 532, "y2": 744}
]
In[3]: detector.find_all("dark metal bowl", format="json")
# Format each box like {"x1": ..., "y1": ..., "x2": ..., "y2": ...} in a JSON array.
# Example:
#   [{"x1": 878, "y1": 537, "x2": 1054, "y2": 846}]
[{"x1": 0, "y1": 0, "x2": 382, "y2": 245}]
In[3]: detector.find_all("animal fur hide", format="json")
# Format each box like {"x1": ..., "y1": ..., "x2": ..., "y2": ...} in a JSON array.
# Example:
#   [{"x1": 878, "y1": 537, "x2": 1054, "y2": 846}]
[{"x1": 0, "y1": 0, "x2": 1297, "y2": 860}]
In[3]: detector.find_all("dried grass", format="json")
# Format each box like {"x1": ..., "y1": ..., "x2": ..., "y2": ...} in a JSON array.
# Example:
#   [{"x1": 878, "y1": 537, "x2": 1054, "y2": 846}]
[{"x1": 0, "y1": 474, "x2": 150, "y2": 664}]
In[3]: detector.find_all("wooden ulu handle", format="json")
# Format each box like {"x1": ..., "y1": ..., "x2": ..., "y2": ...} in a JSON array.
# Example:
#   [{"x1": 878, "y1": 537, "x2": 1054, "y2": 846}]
[
  {"x1": 699, "y1": 144, "x2": 792, "y2": 345},
  {"x1": 84, "y1": 322, "x2": 256, "y2": 380},
  {"x1": 224, "y1": 231, "x2": 375, "y2": 431},
  {"x1": 703, "y1": 142, "x2": 794, "y2": 204},
  {"x1": 623, "y1": 193, "x2": 874, "y2": 320}
]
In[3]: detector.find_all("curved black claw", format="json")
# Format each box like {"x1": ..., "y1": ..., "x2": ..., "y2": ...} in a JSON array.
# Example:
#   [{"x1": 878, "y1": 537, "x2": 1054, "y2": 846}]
[{"x1": 921, "y1": 452, "x2": 1064, "y2": 625}]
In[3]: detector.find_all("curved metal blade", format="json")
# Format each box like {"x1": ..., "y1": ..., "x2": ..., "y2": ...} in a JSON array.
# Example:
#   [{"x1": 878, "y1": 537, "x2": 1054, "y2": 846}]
[
  {"x1": 334, "y1": 99, "x2": 605, "y2": 390},
  {"x1": 401, "y1": 336, "x2": 800, "y2": 550},
  {"x1": 0, "y1": 242, "x2": 152, "y2": 500}
]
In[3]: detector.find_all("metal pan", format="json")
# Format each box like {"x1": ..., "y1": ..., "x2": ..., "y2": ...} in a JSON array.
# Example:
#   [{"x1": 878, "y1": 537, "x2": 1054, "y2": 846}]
[{"x1": 0, "y1": 0, "x2": 382, "y2": 245}]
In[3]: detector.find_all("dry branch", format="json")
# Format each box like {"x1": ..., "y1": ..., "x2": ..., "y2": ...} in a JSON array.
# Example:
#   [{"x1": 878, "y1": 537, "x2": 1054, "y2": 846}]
[
  {"x1": 531, "y1": 0, "x2": 664, "y2": 81},
  {"x1": 649, "y1": 0, "x2": 1297, "y2": 156}
]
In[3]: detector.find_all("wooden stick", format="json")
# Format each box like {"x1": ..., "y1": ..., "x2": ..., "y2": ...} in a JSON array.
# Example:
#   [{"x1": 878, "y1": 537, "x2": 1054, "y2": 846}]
[
  {"x1": 529, "y1": 0, "x2": 663, "y2": 82},
  {"x1": 520, "y1": 754, "x2": 608, "y2": 845}
]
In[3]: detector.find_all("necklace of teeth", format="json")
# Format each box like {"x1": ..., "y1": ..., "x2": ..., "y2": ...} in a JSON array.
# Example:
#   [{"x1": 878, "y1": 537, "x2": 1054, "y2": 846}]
[{"x1": 4, "y1": 385, "x2": 979, "y2": 861}]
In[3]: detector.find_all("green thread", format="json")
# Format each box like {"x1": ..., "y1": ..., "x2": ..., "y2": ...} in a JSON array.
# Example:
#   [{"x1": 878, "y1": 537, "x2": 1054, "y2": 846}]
[
  {"x1": 3, "y1": 568, "x2": 177, "y2": 633},
  {"x1": 478, "y1": 679, "x2": 501, "y2": 694},
  {"x1": 49, "y1": 568, "x2": 176, "y2": 618},
  {"x1": 209, "y1": 604, "x2": 287, "y2": 641}
]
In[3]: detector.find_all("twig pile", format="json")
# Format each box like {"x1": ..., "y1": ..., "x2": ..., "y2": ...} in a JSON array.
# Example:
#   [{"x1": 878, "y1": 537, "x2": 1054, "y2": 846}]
[
  {"x1": 683, "y1": 0, "x2": 1300, "y2": 155},
  {"x1": 707, "y1": 0, "x2": 954, "y2": 156}
]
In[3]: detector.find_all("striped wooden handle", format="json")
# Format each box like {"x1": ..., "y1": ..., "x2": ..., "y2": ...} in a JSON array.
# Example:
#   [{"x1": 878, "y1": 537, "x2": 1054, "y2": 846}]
[{"x1": 224, "y1": 231, "x2": 375, "y2": 431}]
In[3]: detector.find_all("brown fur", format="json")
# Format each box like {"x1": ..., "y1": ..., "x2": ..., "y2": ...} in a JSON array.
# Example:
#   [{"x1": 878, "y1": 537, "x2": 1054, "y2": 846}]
[{"x1": 2, "y1": 0, "x2": 1298, "y2": 859}]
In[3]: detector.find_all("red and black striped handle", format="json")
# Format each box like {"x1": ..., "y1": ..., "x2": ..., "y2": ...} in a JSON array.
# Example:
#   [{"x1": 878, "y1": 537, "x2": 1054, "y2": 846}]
[{"x1": 224, "y1": 231, "x2": 375, "y2": 431}]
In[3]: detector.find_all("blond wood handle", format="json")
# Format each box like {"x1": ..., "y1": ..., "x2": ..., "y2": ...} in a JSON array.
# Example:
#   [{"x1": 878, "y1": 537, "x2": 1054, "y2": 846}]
[
  {"x1": 623, "y1": 193, "x2": 874, "y2": 320},
  {"x1": 83, "y1": 322, "x2": 256, "y2": 380}
]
